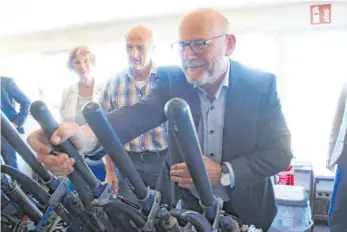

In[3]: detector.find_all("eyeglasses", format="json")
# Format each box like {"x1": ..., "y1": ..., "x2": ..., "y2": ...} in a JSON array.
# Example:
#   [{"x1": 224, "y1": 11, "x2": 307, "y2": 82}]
[{"x1": 171, "y1": 34, "x2": 226, "y2": 55}]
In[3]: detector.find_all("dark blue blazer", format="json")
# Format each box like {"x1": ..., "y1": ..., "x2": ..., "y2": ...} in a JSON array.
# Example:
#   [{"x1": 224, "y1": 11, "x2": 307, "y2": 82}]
[
  {"x1": 106, "y1": 60, "x2": 292, "y2": 229},
  {"x1": 1, "y1": 76, "x2": 30, "y2": 134}
]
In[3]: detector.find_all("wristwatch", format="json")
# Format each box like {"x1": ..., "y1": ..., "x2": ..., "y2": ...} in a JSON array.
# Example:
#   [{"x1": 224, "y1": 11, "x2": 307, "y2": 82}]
[{"x1": 220, "y1": 163, "x2": 231, "y2": 186}]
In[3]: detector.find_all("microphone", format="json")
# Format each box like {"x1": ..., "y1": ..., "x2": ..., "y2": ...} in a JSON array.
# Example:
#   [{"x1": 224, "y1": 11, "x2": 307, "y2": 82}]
[
  {"x1": 165, "y1": 98, "x2": 215, "y2": 208},
  {"x1": 1, "y1": 111, "x2": 57, "y2": 188},
  {"x1": 82, "y1": 102, "x2": 148, "y2": 200}
]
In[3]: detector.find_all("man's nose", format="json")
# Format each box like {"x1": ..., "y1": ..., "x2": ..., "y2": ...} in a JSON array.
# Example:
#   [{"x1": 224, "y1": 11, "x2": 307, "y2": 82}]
[{"x1": 131, "y1": 48, "x2": 139, "y2": 58}]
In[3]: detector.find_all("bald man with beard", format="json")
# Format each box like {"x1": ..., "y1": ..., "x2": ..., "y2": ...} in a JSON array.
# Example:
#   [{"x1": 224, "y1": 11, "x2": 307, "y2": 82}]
[{"x1": 28, "y1": 9, "x2": 292, "y2": 230}]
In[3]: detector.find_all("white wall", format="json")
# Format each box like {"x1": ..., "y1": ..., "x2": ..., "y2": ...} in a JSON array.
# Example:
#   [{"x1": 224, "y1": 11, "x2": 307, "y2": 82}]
[{"x1": 1, "y1": 1, "x2": 346, "y2": 55}]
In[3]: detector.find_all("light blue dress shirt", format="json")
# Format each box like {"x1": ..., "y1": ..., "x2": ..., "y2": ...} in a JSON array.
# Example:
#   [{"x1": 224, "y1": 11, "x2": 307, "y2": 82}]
[{"x1": 190, "y1": 61, "x2": 235, "y2": 202}]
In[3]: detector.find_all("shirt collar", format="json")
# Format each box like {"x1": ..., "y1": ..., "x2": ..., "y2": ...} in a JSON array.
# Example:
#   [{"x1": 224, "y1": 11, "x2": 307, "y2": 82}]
[
  {"x1": 214, "y1": 60, "x2": 230, "y2": 99},
  {"x1": 128, "y1": 60, "x2": 156, "y2": 80},
  {"x1": 149, "y1": 61, "x2": 157, "y2": 75}
]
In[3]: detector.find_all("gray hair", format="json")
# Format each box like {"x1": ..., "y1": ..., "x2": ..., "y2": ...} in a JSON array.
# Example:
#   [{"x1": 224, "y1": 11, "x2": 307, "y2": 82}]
[{"x1": 67, "y1": 46, "x2": 96, "y2": 70}]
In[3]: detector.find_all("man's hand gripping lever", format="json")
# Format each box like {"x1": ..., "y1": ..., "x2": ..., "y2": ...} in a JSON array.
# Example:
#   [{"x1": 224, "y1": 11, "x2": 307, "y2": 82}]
[
  {"x1": 30, "y1": 100, "x2": 114, "y2": 232},
  {"x1": 165, "y1": 98, "x2": 239, "y2": 232},
  {"x1": 82, "y1": 102, "x2": 181, "y2": 232}
]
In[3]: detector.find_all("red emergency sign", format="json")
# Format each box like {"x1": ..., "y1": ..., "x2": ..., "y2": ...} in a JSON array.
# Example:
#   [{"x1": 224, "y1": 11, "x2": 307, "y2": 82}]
[{"x1": 310, "y1": 4, "x2": 332, "y2": 25}]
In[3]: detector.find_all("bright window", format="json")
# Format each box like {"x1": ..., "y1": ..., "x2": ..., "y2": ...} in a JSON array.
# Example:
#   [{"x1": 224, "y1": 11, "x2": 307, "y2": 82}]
[
  {"x1": 39, "y1": 51, "x2": 75, "y2": 122},
  {"x1": 278, "y1": 30, "x2": 347, "y2": 175},
  {"x1": 152, "y1": 42, "x2": 181, "y2": 66},
  {"x1": 229, "y1": 31, "x2": 347, "y2": 175},
  {"x1": 232, "y1": 33, "x2": 278, "y2": 74},
  {"x1": 0, "y1": 53, "x2": 43, "y2": 101},
  {"x1": 0, "y1": 53, "x2": 46, "y2": 133},
  {"x1": 92, "y1": 43, "x2": 128, "y2": 81}
]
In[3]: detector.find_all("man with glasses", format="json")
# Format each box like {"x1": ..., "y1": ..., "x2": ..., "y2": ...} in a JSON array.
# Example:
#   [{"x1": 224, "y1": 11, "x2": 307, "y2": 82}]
[{"x1": 27, "y1": 8, "x2": 292, "y2": 230}]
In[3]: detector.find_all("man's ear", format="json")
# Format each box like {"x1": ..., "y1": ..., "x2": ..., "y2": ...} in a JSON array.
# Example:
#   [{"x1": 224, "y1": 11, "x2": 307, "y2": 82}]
[{"x1": 225, "y1": 34, "x2": 236, "y2": 56}]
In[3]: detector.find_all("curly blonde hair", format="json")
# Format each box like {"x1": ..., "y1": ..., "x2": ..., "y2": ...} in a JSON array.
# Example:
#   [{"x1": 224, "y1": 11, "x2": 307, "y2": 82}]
[{"x1": 67, "y1": 46, "x2": 96, "y2": 70}]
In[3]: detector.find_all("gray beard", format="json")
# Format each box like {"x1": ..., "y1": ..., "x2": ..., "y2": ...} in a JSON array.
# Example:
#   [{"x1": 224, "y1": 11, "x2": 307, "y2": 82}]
[{"x1": 185, "y1": 72, "x2": 213, "y2": 87}]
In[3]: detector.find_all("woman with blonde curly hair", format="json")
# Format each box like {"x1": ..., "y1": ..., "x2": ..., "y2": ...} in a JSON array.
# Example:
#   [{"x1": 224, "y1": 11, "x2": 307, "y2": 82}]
[
  {"x1": 60, "y1": 46, "x2": 104, "y2": 125},
  {"x1": 60, "y1": 46, "x2": 106, "y2": 181}
]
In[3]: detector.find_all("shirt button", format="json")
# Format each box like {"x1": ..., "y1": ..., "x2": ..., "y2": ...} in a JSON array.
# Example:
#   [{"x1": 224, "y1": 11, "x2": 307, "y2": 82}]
[
  {"x1": 210, "y1": 153, "x2": 214, "y2": 156},
  {"x1": 209, "y1": 130, "x2": 214, "y2": 134}
]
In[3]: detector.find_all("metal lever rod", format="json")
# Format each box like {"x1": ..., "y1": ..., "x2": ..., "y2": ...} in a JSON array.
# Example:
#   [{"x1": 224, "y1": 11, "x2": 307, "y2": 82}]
[
  {"x1": 82, "y1": 102, "x2": 148, "y2": 200},
  {"x1": 165, "y1": 98, "x2": 215, "y2": 208}
]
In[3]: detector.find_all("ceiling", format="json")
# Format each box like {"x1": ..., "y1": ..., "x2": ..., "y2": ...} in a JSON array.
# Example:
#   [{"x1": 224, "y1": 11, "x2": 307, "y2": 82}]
[{"x1": 0, "y1": 0, "x2": 322, "y2": 37}]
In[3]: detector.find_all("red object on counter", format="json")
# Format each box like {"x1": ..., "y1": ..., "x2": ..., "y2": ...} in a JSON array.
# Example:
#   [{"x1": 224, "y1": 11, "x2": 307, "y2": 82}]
[{"x1": 276, "y1": 165, "x2": 295, "y2": 186}]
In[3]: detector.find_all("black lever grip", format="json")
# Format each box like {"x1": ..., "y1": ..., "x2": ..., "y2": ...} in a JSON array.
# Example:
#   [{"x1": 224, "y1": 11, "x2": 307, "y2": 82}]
[
  {"x1": 165, "y1": 98, "x2": 215, "y2": 207},
  {"x1": 82, "y1": 102, "x2": 148, "y2": 200},
  {"x1": 29, "y1": 100, "x2": 99, "y2": 190},
  {"x1": 1, "y1": 111, "x2": 54, "y2": 184},
  {"x1": 1, "y1": 165, "x2": 50, "y2": 206}
]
